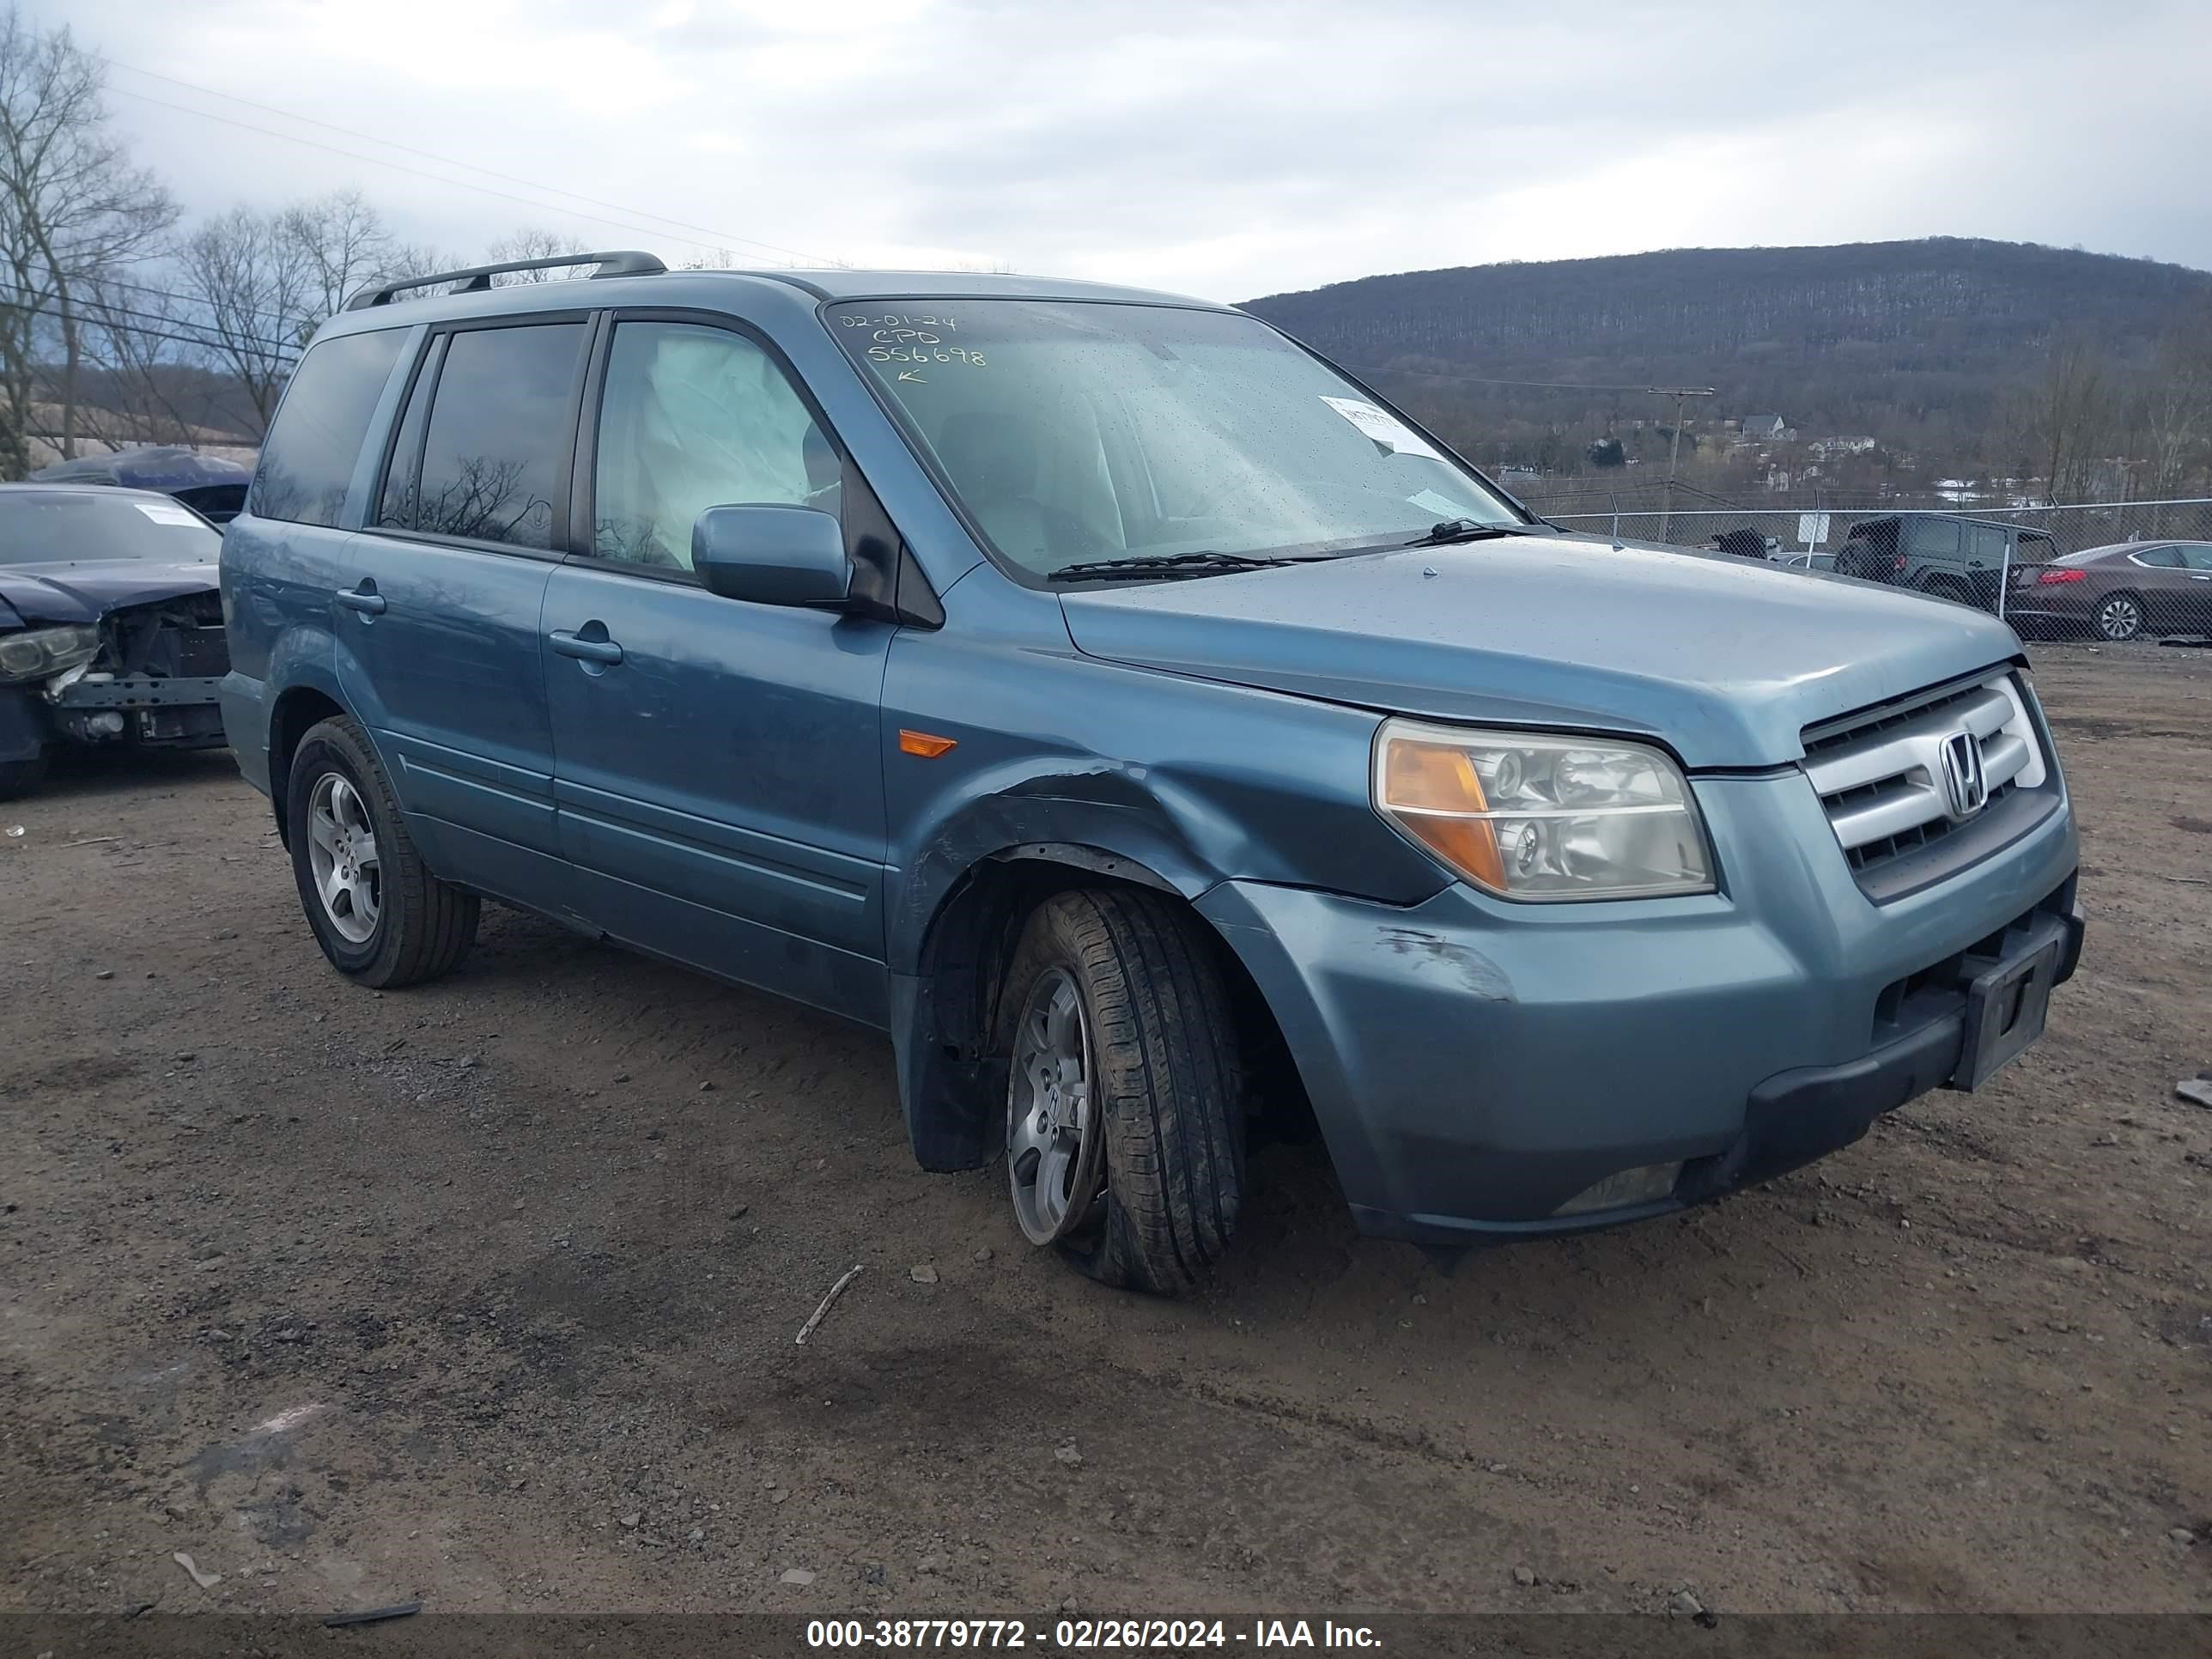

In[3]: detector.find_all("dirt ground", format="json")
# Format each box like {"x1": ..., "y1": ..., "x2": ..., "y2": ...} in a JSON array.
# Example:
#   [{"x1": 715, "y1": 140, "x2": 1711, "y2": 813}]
[{"x1": 2, "y1": 642, "x2": 2208, "y2": 1620}]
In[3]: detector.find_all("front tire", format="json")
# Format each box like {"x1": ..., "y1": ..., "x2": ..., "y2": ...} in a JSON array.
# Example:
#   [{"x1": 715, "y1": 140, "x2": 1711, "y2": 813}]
[
  {"x1": 285, "y1": 715, "x2": 478, "y2": 988},
  {"x1": 997, "y1": 890, "x2": 1243, "y2": 1295}
]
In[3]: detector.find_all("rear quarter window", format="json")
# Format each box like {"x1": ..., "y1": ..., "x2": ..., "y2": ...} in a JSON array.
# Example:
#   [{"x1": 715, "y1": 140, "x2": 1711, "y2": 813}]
[{"x1": 249, "y1": 330, "x2": 409, "y2": 527}]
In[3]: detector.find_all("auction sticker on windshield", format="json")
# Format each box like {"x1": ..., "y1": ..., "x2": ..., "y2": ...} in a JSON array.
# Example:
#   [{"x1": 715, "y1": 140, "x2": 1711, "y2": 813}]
[
  {"x1": 1407, "y1": 488, "x2": 1474, "y2": 519},
  {"x1": 1319, "y1": 395, "x2": 1442, "y2": 460}
]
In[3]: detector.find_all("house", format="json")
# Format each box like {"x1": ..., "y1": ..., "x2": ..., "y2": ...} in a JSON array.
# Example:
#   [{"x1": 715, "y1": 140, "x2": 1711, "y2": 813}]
[
  {"x1": 1810, "y1": 435, "x2": 1876, "y2": 459},
  {"x1": 1739, "y1": 413, "x2": 1790, "y2": 441}
]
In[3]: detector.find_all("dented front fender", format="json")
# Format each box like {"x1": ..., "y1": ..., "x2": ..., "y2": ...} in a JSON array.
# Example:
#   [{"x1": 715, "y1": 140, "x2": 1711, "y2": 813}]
[{"x1": 878, "y1": 577, "x2": 1449, "y2": 976}]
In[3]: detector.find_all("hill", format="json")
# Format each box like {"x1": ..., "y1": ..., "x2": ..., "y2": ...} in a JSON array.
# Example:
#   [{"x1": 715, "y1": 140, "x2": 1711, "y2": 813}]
[{"x1": 1241, "y1": 239, "x2": 2212, "y2": 495}]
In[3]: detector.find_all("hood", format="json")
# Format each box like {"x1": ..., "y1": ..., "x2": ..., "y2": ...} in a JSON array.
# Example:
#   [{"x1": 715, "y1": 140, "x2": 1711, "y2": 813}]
[
  {"x1": 0, "y1": 559, "x2": 219, "y2": 628},
  {"x1": 1058, "y1": 534, "x2": 2021, "y2": 769}
]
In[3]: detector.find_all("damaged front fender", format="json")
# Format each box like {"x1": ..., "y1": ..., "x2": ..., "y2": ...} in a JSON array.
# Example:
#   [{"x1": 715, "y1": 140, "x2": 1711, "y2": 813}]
[{"x1": 873, "y1": 578, "x2": 1455, "y2": 1172}]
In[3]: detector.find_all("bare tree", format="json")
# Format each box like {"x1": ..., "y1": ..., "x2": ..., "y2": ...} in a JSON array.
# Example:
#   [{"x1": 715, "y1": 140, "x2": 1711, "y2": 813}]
[
  {"x1": 285, "y1": 189, "x2": 406, "y2": 323},
  {"x1": 2143, "y1": 300, "x2": 2212, "y2": 498},
  {"x1": 0, "y1": 6, "x2": 177, "y2": 475},
  {"x1": 2020, "y1": 337, "x2": 2112, "y2": 505},
  {"x1": 174, "y1": 190, "x2": 416, "y2": 434},
  {"x1": 174, "y1": 204, "x2": 307, "y2": 432},
  {"x1": 484, "y1": 226, "x2": 592, "y2": 283}
]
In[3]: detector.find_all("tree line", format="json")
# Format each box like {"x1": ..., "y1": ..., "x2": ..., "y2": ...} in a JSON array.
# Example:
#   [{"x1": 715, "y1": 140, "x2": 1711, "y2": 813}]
[{"x1": 1248, "y1": 240, "x2": 2212, "y2": 506}]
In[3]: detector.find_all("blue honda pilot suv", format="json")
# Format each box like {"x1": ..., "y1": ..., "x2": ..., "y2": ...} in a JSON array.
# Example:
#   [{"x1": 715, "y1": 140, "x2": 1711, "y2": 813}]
[{"x1": 220, "y1": 251, "x2": 2084, "y2": 1293}]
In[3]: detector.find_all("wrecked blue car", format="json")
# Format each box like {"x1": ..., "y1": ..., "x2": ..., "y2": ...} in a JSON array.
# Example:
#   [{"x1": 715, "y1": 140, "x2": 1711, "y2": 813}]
[
  {"x1": 218, "y1": 254, "x2": 2082, "y2": 1292},
  {"x1": 0, "y1": 484, "x2": 230, "y2": 799}
]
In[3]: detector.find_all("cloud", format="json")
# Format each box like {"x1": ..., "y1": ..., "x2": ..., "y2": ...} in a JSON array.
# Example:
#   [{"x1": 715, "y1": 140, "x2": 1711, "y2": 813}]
[{"x1": 59, "y1": 0, "x2": 2212, "y2": 298}]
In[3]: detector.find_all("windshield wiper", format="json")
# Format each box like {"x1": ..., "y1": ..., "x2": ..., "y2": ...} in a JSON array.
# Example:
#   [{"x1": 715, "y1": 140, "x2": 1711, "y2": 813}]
[
  {"x1": 1047, "y1": 550, "x2": 1316, "y2": 582},
  {"x1": 1405, "y1": 519, "x2": 1528, "y2": 547}
]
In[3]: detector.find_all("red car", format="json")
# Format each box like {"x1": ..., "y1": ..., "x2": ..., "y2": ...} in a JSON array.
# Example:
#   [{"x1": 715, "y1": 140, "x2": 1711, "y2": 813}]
[{"x1": 2007, "y1": 540, "x2": 2212, "y2": 641}]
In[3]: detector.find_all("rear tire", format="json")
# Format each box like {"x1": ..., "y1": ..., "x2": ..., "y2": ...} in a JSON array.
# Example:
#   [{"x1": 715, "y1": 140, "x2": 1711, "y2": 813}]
[
  {"x1": 0, "y1": 747, "x2": 46, "y2": 801},
  {"x1": 997, "y1": 890, "x2": 1244, "y2": 1296},
  {"x1": 2095, "y1": 591, "x2": 2146, "y2": 642},
  {"x1": 285, "y1": 715, "x2": 478, "y2": 988}
]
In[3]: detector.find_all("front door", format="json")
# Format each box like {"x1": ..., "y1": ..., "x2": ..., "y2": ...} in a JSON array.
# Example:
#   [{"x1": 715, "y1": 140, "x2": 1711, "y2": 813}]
[
  {"x1": 2179, "y1": 544, "x2": 2212, "y2": 633},
  {"x1": 543, "y1": 316, "x2": 895, "y2": 1022},
  {"x1": 337, "y1": 318, "x2": 590, "y2": 913}
]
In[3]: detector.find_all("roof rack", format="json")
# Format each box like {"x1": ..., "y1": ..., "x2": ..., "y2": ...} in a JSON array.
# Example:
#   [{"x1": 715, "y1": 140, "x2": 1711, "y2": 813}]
[{"x1": 343, "y1": 249, "x2": 668, "y2": 312}]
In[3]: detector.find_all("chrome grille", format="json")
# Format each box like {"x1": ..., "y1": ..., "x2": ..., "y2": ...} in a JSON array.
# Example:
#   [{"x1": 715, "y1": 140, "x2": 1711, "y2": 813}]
[{"x1": 1801, "y1": 672, "x2": 2047, "y2": 878}]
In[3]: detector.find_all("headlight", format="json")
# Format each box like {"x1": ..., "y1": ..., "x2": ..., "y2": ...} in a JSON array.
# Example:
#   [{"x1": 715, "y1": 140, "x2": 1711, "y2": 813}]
[
  {"x1": 0, "y1": 625, "x2": 99, "y2": 684},
  {"x1": 1374, "y1": 719, "x2": 1715, "y2": 901}
]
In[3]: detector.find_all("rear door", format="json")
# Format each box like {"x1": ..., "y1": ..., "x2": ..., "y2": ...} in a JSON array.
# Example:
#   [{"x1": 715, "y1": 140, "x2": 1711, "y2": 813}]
[
  {"x1": 2123, "y1": 544, "x2": 2189, "y2": 631},
  {"x1": 541, "y1": 313, "x2": 896, "y2": 1022},
  {"x1": 338, "y1": 315, "x2": 592, "y2": 912}
]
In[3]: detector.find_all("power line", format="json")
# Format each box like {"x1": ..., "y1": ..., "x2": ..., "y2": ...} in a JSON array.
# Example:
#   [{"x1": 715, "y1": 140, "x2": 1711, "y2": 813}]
[
  {"x1": 99, "y1": 61, "x2": 843, "y2": 270},
  {"x1": 10, "y1": 301, "x2": 295, "y2": 368},
  {"x1": 75, "y1": 268, "x2": 303, "y2": 336},
  {"x1": 106, "y1": 88, "x2": 746, "y2": 261},
  {"x1": 3, "y1": 283, "x2": 301, "y2": 362},
  {"x1": 4, "y1": 279, "x2": 301, "y2": 356},
  {"x1": 102, "y1": 57, "x2": 842, "y2": 269}
]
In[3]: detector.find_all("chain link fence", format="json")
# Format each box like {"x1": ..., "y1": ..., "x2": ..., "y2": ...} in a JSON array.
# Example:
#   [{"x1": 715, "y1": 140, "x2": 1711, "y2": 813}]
[{"x1": 1540, "y1": 499, "x2": 2212, "y2": 645}]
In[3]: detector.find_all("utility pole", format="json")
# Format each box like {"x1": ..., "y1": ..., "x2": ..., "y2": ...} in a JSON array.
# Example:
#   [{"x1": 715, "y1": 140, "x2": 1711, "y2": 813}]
[{"x1": 1649, "y1": 386, "x2": 1716, "y2": 541}]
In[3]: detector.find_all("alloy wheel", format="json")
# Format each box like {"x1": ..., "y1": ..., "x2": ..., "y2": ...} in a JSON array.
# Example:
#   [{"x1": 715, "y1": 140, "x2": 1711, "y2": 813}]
[
  {"x1": 306, "y1": 772, "x2": 382, "y2": 944},
  {"x1": 1006, "y1": 967, "x2": 1105, "y2": 1246}
]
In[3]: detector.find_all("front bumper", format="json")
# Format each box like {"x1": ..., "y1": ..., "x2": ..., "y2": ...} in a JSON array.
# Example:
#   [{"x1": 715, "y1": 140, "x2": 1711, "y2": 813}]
[
  {"x1": 1199, "y1": 767, "x2": 2081, "y2": 1245},
  {"x1": 48, "y1": 672, "x2": 228, "y2": 748}
]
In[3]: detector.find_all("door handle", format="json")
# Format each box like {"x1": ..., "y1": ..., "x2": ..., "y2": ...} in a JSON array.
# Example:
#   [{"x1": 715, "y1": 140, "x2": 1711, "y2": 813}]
[
  {"x1": 549, "y1": 629, "x2": 624, "y2": 665},
  {"x1": 336, "y1": 585, "x2": 386, "y2": 616}
]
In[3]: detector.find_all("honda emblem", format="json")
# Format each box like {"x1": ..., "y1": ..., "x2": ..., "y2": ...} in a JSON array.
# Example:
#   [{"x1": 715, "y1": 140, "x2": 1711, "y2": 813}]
[{"x1": 1939, "y1": 730, "x2": 1988, "y2": 820}]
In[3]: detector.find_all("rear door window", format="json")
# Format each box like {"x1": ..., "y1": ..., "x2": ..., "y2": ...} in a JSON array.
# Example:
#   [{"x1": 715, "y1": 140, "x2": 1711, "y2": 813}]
[
  {"x1": 248, "y1": 328, "x2": 408, "y2": 527},
  {"x1": 2132, "y1": 546, "x2": 2185, "y2": 568},
  {"x1": 1910, "y1": 519, "x2": 1961, "y2": 558},
  {"x1": 406, "y1": 323, "x2": 588, "y2": 550},
  {"x1": 1965, "y1": 523, "x2": 2008, "y2": 565}
]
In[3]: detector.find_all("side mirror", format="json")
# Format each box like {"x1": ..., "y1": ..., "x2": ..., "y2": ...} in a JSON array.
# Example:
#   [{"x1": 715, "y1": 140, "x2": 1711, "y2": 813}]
[{"x1": 691, "y1": 504, "x2": 853, "y2": 608}]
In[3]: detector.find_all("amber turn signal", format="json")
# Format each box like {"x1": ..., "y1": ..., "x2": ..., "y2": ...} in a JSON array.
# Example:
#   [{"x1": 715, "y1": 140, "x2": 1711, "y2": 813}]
[
  {"x1": 1376, "y1": 734, "x2": 1506, "y2": 890},
  {"x1": 898, "y1": 729, "x2": 958, "y2": 758}
]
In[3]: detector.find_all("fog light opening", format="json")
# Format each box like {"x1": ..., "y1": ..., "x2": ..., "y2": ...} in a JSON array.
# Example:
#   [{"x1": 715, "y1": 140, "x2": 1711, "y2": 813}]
[{"x1": 1553, "y1": 1160, "x2": 1684, "y2": 1218}]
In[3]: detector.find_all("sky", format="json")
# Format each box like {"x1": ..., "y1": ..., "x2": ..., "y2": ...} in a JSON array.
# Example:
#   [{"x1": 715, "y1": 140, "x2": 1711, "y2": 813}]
[{"x1": 47, "y1": 0, "x2": 2212, "y2": 302}]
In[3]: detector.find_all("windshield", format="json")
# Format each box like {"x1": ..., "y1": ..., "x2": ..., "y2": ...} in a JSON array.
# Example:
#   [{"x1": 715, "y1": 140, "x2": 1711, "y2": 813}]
[
  {"x1": 0, "y1": 490, "x2": 220, "y2": 567},
  {"x1": 828, "y1": 299, "x2": 1522, "y2": 577}
]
